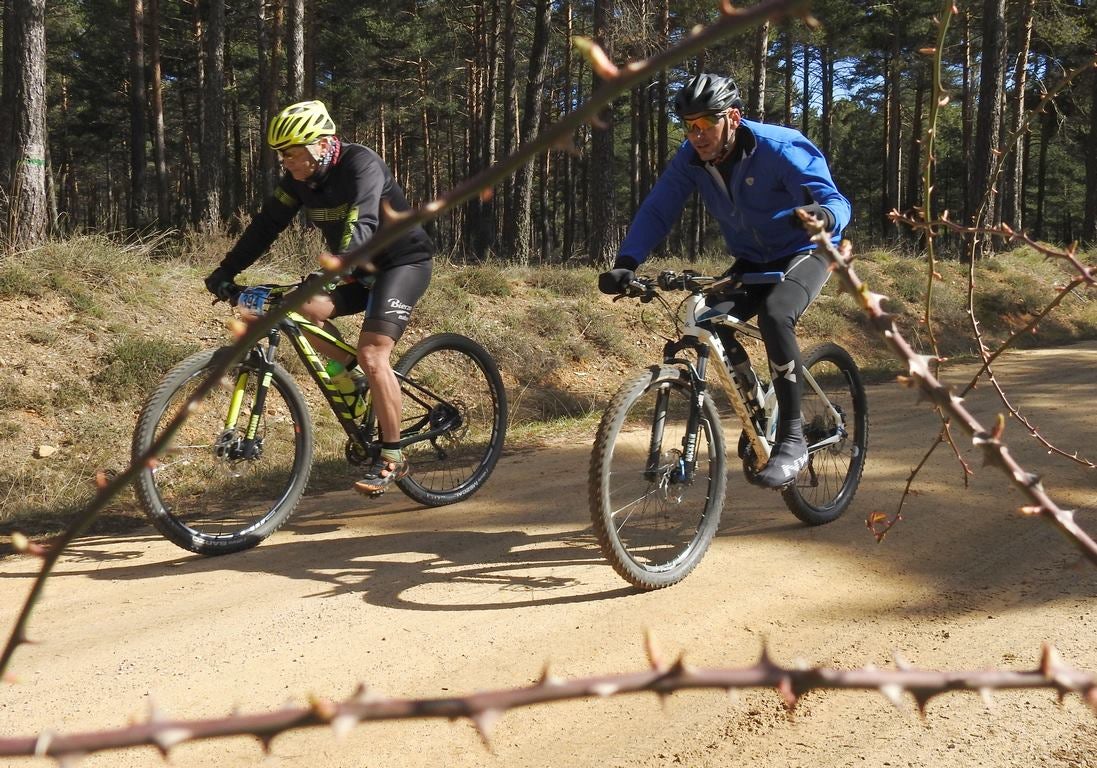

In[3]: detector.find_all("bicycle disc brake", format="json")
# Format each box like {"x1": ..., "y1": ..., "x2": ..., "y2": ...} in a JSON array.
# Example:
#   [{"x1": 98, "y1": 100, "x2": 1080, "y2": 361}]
[{"x1": 214, "y1": 429, "x2": 263, "y2": 461}]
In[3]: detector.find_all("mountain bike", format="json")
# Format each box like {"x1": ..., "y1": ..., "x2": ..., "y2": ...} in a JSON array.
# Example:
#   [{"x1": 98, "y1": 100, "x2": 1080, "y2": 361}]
[
  {"x1": 132, "y1": 281, "x2": 507, "y2": 556},
  {"x1": 589, "y1": 269, "x2": 868, "y2": 590}
]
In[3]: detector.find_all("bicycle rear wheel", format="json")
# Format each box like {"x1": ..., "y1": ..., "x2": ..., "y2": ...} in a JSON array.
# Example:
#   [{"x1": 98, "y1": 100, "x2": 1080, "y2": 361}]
[
  {"x1": 589, "y1": 366, "x2": 726, "y2": 590},
  {"x1": 781, "y1": 343, "x2": 868, "y2": 525},
  {"x1": 393, "y1": 333, "x2": 507, "y2": 506},
  {"x1": 132, "y1": 348, "x2": 314, "y2": 555}
]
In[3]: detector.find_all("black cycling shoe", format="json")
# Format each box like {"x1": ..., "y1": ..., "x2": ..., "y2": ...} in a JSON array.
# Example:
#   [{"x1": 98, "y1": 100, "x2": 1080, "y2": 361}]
[
  {"x1": 354, "y1": 457, "x2": 410, "y2": 496},
  {"x1": 755, "y1": 438, "x2": 808, "y2": 489}
]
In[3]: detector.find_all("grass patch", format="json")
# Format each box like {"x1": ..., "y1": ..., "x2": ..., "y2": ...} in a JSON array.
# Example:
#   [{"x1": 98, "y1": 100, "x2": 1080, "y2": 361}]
[
  {"x1": 453, "y1": 265, "x2": 513, "y2": 297},
  {"x1": 95, "y1": 336, "x2": 200, "y2": 401},
  {"x1": 526, "y1": 266, "x2": 594, "y2": 297}
]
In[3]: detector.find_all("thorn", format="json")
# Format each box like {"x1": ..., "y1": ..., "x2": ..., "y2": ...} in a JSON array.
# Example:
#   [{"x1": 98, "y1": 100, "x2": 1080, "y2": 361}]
[
  {"x1": 775, "y1": 676, "x2": 799, "y2": 710},
  {"x1": 33, "y1": 730, "x2": 55, "y2": 758},
  {"x1": 381, "y1": 198, "x2": 411, "y2": 221},
  {"x1": 332, "y1": 712, "x2": 359, "y2": 740},
  {"x1": 308, "y1": 693, "x2": 338, "y2": 722},
  {"x1": 880, "y1": 683, "x2": 906, "y2": 710},
  {"x1": 536, "y1": 663, "x2": 564, "y2": 688},
  {"x1": 227, "y1": 318, "x2": 248, "y2": 339},
  {"x1": 893, "y1": 651, "x2": 914, "y2": 671},
  {"x1": 571, "y1": 36, "x2": 618, "y2": 80},
  {"x1": 318, "y1": 252, "x2": 343, "y2": 272},
  {"x1": 590, "y1": 682, "x2": 620, "y2": 697},
  {"x1": 152, "y1": 726, "x2": 192, "y2": 757},
  {"x1": 979, "y1": 687, "x2": 995, "y2": 710},
  {"x1": 911, "y1": 690, "x2": 933, "y2": 718},
  {"x1": 257, "y1": 732, "x2": 276, "y2": 755},
  {"x1": 668, "y1": 652, "x2": 694, "y2": 677},
  {"x1": 470, "y1": 708, "x2": 502, "y2": 748},
  {"x1": 644, "y1": 629, "x2": 669, "y2": 672}
]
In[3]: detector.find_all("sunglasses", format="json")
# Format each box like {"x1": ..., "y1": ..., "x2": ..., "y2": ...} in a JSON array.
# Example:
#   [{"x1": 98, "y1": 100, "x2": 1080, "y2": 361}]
[{"x1": 680, "y1": 113, "x2": 725, "y2": 133}]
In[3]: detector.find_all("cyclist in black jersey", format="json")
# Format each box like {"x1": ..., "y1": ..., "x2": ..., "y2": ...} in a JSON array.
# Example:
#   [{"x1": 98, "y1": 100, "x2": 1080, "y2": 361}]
[{"x1": 204, "y1": 100, "x2": 435, "y2": 494}]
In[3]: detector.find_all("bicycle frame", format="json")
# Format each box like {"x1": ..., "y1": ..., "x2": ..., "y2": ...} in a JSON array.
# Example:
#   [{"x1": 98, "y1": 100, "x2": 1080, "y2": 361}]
[
  {"x1": 229, "y1": 308, "x2": 462, "y2": 461},
  {"x1": 672, "y1": 291, "x2": 846, "y2": 471}
]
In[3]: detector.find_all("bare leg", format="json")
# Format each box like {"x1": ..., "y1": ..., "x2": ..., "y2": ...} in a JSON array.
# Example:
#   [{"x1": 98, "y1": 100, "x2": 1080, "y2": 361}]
[
  {"x1": 357, "y1": 331, "x2": 400, "y2": 444},
  {"x1": 298, "y1": 294, "x2": 355, "y2": 364}
]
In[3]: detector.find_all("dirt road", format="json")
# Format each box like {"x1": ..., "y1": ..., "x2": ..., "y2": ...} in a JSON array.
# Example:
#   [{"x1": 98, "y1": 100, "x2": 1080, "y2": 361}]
[{"x1": 2, "y1": 343, "x2": 1095, "y2": 768}]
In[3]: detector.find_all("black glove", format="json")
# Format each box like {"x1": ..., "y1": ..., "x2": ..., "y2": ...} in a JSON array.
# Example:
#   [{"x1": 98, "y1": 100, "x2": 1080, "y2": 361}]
[
  {"x1": 598, "y1": 268, "x2": 636, "y2": 295},
  {"x1": 789, "y1": 203, "x2": 835, "y2": 232},
  {"x1": 203, "y1": 266, "x2": 239, "y2": 301}
]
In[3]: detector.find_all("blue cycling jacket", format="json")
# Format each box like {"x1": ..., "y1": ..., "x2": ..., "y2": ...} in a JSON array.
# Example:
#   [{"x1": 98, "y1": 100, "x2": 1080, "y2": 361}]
[{"x1": 619, "y1": 118, "x2": 851, "y2": 266}]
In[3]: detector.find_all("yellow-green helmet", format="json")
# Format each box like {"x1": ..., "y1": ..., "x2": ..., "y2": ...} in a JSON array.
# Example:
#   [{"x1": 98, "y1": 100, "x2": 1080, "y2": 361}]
[{"x1": 267, "y1": 100, "x2": 336, "y2": 150}]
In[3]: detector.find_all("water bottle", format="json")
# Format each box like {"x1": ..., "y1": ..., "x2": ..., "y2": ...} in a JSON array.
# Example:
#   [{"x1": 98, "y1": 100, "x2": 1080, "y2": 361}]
[{"x1": 325, "y1": 360, "x2": 367, "y2": 419}]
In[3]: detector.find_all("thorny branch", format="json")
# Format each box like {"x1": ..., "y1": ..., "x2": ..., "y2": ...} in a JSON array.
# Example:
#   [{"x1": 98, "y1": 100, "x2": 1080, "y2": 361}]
[
  {"x1": 883, "y1": 11, "x2": 1097, "y2": 524},
  {"x1": 806, "y1": 212, "x2": 1097, "y2": 565},
  {"x1": 0, "y1": 641, "x2": 1092, "y2": 761}
]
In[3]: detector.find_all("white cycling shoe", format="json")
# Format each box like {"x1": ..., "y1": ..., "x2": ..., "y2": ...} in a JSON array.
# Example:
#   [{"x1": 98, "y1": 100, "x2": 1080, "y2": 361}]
[{"x1": 756, "y1": 438, "x2": 808, "y2": 489}]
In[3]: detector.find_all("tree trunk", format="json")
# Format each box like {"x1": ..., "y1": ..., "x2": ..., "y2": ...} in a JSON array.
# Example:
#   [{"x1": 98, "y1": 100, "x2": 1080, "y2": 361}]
[
  {"x1": 961, "y1": 9, "x2": 973, "y2": 226},
  {"x1": 148, "y1": 0, "x2": 170, "y2": 224},
  {"x1": 561, "y1": 0, "x2": 576, "y2": 261},
  {"x1": 499, "y1": 0, "x2": 517, "y2": 244},
  {"x1": 783, "y1": 35, "x2": 793, "y2": 125},
  {"x1": 800, "y1": 43, "x2": 810, "y2": 136},
  {"x1": 2, "y1": 0, "x2": 48, "y2": 249},
  {"x1": 904, "y1": 63, "x2": 925, "y2": 215},
  {"x1": 197, "y1": 0, "x2": 227, "y2": 229},
  {"x1": 286, "y1": 0, "x2": 304, "y2": 100},
  {"x1": 1005, "y1": 0, "x2": 1034, "y2": 233},
  {"x1": 589, "y1": 0, "x2": 618, "y2": 264},
  {"x1": 968, "y1": 0, "x2": 1007, "y2": 256},
  {"x1": 884, "y1": 39, "x2": 901, "y2": 240},
  {"x1": 748, "y1": 21, "x2": 768, "y2": 121},
  {"x1": 508, "y1": 0, "x2": 550, "y2": 264},
  {"x1": 1084, "y1": 64, "x2": 1097, "y2": 244},
  {"x1": 129, "y1": 0, "x2": 148, "y2": 230},
  {"x1": 819, "y1": 41, "x2": 833, "y2": 156}
]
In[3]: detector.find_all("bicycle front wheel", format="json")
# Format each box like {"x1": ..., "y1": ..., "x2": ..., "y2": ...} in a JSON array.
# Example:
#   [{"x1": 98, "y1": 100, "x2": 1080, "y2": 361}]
[
  {"x1": 589, "y1": 366, "x2": 727, "y2": 590},
  {"x1": 781, "y1": 343, "x2": 868, "y2": 525},
  {"x1": 393, "y1": 333, "x2": 507, "y2": 506},
  {"x1": 132, "y1": 348, "x2": 314, "y2": 555}
]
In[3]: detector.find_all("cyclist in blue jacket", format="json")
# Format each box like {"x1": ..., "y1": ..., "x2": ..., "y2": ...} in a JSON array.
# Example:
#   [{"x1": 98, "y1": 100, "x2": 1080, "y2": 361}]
[
  {"x1": 599, "y1": 73, "x2": 852, "y2": 489},
  {"x1": 204, "y1": 100, "x2": 434, "y2": 495}
]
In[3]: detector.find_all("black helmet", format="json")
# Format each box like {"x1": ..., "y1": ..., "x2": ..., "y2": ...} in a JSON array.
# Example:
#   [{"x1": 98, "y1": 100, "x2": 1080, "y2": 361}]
[{"x1": 673, "y1": 73, "x2": 742, "y2": 117}]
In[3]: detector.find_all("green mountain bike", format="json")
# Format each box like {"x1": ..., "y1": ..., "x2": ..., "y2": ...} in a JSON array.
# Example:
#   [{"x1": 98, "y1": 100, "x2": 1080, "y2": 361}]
[{"x1": 132, "y1": 282, "x2": 507, "y2": 556}]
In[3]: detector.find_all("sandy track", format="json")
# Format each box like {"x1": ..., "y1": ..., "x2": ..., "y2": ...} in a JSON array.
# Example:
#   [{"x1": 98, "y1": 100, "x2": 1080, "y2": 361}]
[{"x1": 1, "y1": 343, "x2": 1095, "y2": 767}]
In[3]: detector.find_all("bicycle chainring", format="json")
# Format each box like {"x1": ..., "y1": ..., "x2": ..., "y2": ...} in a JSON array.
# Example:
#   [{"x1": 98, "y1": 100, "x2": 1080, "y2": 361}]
[{"x1": 344, "y1": 437, "x2": 376, "y2": 466}]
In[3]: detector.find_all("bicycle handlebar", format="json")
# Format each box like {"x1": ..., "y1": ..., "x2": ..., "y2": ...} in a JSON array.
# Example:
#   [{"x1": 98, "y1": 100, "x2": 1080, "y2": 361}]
[{"x1": 617, "y1": 269, "x2": 784, "y2": 301}]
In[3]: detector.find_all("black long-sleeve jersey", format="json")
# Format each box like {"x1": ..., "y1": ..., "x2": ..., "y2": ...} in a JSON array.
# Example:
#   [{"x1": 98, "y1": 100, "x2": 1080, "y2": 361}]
[{"x1": 220, "y1": 142, "x2": 434, "y2": 276}]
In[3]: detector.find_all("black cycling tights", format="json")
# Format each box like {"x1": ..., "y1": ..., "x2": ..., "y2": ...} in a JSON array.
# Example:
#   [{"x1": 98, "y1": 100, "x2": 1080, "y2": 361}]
[{"x1": 715, "y1": 251, "x2": 831, "y2": 438}]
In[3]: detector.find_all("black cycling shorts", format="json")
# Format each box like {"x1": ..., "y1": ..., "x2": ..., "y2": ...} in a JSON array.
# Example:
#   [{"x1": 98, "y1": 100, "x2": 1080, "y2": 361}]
[{"x1": 329, "y1": 259, "x2": 433, "y2": 340}]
